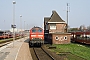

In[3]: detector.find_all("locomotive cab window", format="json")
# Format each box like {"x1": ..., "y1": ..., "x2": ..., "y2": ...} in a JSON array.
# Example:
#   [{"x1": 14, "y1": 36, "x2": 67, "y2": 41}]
[
  {"x1": 32, "y1": 29, "x2": 36, "y2": 32},
  {"x1": 38, "y1": 30, "x2": 42, "y2": 32}
]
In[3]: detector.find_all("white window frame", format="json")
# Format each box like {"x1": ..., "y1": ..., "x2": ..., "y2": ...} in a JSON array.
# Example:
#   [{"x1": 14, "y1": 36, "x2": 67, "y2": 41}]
[{"x1": 50, "y1": 24, "x2": 56, "y2": 29}]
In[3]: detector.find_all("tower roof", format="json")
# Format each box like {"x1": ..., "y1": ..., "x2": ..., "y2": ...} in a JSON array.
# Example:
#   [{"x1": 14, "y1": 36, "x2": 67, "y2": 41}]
[
  {"x1": 48, "y1": 11, "x2": 65, "y2": 22},
  {"x1": 44, "y1": 17, "x2": 50, "y2": 22}
]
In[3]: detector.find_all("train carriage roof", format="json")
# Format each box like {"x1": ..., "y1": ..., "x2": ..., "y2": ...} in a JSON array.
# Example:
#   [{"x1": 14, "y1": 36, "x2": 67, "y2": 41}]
[
  {"x1": 72, "y1": 31, "x2": 90, "y2": 35},
  {"x1": 0, "y1": 31, "x2": 4, "y2": 33}
]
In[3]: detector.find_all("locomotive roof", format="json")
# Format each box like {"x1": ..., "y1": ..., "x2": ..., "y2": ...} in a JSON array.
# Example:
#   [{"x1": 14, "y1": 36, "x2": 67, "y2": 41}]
[{"x1": 32, "y1": 26, "x2": 42, "y2": 29}]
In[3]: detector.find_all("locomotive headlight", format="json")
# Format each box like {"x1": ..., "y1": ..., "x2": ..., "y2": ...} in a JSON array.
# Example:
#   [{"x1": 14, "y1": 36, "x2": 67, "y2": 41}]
[
  {"x1": 31, "y1": 35, "x2": 36, "y2": 37},
  {"x1": 38, "y1": 38, "x2": 42, "y2": 39},
  {"x1": 40, "y1": 38, "x2": 42, "y2": 39},
  {"x1": 38, "y1": 35, "x2": 43, "y2": 37}
]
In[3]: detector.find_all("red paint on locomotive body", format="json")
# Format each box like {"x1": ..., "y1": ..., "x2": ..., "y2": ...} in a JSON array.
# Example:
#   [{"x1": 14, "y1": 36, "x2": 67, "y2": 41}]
[{"x1": 29, "y1": 26, "x2": 44, "y2": 46}]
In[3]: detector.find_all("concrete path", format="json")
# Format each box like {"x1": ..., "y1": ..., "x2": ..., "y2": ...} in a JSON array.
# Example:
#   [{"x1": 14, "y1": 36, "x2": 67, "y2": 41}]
[{"x1": 0, "y1": 37, "x2": 33, "y2": 60}]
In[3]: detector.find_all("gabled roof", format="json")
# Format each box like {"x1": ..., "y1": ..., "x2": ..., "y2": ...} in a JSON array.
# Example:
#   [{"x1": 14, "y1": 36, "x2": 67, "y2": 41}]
[{"x1": 48, "y1": 11, "x2": 65, "y2": 22}]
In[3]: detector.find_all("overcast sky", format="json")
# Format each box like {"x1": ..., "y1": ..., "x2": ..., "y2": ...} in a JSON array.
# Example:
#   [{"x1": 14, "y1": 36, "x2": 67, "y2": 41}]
[{"x1": 0, "y1": 0, "x2": 90, "y2": 30}]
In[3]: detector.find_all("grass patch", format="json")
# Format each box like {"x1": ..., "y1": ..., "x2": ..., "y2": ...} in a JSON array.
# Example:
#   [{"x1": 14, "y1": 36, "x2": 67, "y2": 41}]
[
  {"x1": 0, "y1": 38, "x2": 13, "y2": 43},
  {"x1": 49, "y1": 43, "x2": 90, "y2": 60},
  {"x1": 0, "y1": 37, "x2": 21, "y2": 43}
]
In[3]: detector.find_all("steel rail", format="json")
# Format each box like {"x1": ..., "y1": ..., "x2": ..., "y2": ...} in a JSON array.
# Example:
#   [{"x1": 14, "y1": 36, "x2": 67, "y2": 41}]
[
  {"x1": 41, "y1": 46, "x2": 55, "y2": 60},
  {"x1": 33, "y1": 47, "x2": 55, "y2": 60},
  {"x1": 33, "y1": 48, "x2": 39, "y2": 60}
]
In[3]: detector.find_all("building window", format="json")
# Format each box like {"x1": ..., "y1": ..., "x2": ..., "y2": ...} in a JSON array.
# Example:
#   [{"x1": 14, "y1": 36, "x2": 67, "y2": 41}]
[
  {"x1": 50, "y1": 24, "x2": 56, "y2": 29},
  {"x1": 64, "y1": 36, "x2": 67, "y2": 40},
  {"x1": 55, "y1": 36, "x2": 59, "y2": 40}
]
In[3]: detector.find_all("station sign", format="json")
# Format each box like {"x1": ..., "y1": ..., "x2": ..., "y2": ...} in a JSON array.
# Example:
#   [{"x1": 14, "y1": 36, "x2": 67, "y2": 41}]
[{"x1": 11, "y1": 24, "x2": 16, "y2": 28}]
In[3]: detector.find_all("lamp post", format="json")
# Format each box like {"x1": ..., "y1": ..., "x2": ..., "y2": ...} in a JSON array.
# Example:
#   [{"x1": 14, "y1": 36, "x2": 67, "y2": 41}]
[
  {"x1": 12, "y1": 1, "x2": 16, "y2": 47},
  {"x1": 4, "y1": 20, "x2": 5, "y2": 40},
  {"x1": 24, "y1": 21, "x2": 25, "y2": 31},
  {"x1": 24, "y1": 21, "x2": 25, "y2": 37},
  {"x1": 20, "y1": 15, "x2": 22, "y2": 38},
  {"x1": 66, "y1": 3, "x2": 70, "y2": 32},
  {"x1": 27, "y1": 24, "x2": 28, "y2": 38}
]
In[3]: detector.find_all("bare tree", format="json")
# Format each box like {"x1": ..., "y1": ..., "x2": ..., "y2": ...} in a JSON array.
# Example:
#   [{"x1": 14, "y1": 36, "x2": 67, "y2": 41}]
[
  {"x1": 87, "y1": 25, "x2": 90, "y2": 31},
  {"x1": 79, "y1": 25, "x2": 86, "y2": 31}
]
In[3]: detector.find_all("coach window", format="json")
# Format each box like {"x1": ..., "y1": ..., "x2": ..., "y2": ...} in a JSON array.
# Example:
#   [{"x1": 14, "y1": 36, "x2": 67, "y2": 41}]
[
  {"x1": 55, "y1": 36, "x2": 59, "y2": 40},
  {"x1": 64, "y1": 36, "x2": 67, "y2": 40},
  {"x1": 32, "y1": 29, "x2": 36, "y2": 32},
  {"x1": 38, "y1": 30, "x2": 42, "y2": 32}
]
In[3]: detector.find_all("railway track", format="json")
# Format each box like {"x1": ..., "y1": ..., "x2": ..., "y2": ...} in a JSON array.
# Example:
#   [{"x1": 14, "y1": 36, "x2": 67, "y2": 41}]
[
  {"x1": 0, "y1": 37, "x2": 23, "y2": 47},
  {"x1": 0, "y1": 41, "x2": 11, "y2": 47},
  {"x1": 33, "y1": 46, "x2": 54, "y2": 60}
]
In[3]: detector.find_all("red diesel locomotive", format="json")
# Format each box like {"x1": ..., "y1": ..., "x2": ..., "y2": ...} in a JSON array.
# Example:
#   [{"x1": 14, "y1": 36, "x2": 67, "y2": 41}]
[{"x1": 29, "y1": 26, "x2": 44, "y2": 46}]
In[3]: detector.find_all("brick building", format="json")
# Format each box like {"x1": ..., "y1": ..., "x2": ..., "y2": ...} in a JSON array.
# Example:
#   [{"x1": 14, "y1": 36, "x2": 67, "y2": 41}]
[{"x1": 44, "y1": 11, "x2": 71, "y2": 44}]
